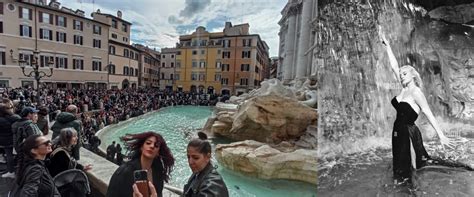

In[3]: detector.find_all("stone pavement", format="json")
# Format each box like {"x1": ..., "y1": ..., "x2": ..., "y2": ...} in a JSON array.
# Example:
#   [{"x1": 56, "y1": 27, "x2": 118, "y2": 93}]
[{"x1": 0, "y1": 161, "x2": 14, "y2": 197}]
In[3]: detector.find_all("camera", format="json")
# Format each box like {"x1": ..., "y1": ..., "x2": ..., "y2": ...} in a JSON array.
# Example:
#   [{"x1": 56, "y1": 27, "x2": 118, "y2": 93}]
[{"x1": 134, "y1": 170, "x2": 148, "y2": 182}]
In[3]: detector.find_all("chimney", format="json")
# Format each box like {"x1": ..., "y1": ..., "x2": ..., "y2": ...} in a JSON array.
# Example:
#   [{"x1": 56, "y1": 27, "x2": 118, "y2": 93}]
[
  {"x1": 49, "y1": 0, "x2": 60, "y2": 9},
  {"x1": 75, "y1": 9, "x2": 85, "y2": 17},
  {"x1": 225, "y1": 22, "x2": 232, "y2": 29},
  {"x1": 37, "y1": 0, "x2": 47, "y2": 6},
  {"x1": 117, "y1": 10, "x2": 122, "y2": 19},
  {"x1": 61, "y1": 7, "x2": 74, "y2": 13}
]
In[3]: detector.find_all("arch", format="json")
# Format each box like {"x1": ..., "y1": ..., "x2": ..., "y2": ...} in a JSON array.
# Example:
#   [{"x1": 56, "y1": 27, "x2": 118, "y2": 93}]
[
  {"x1": 122, "y1": 79, "x2": 130, "y2": 89},
  {"x1": 190, "y1": 85, "x2": 197, "y2": 93},
  {"x1": 198, "y1": 85, "x2": 205, "y2": 93},
  {"x1": 221, "y1": 88, "x2": 230, "y2": 95},
  {"x1": 207, "y1": 86, "x2": 214, "y2": 94}
]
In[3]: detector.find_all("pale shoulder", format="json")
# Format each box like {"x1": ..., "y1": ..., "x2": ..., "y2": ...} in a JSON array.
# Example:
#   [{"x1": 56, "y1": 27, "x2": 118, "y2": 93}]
[
  {"x1": 411, "y1": 86, "x2": 425, "y2": 97},
  {"x1": 410, "y1": 87, "x2": 428, "y2": 104}
]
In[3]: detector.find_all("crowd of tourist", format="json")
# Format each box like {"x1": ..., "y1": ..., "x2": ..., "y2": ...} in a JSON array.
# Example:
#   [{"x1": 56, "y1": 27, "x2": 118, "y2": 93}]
[
  {"x1": 1, "y1": 87, "x2": 220, "y2": 154},
  {"x1": 0, "y1": 87, "x2": 228, "y2": 196}
]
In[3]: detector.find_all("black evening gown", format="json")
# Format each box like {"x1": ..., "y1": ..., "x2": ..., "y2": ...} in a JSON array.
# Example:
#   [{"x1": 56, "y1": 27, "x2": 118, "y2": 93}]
[{"x1": 391, "y1": 97, "x2": 430, "y2": 180}]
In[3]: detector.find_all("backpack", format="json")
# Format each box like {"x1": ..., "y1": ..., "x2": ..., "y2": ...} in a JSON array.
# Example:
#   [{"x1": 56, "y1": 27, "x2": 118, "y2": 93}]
[
  {"x1": 50, "y1": 147, "x2": 77, "y2": 170},
  {"x1": 14, "y1": 123, "x2": 29, "y2": 151}
]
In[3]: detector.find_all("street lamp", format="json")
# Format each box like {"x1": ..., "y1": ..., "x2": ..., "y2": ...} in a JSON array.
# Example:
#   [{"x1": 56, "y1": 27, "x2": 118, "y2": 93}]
[{"x1": 10, "y1": 49, "x2": 53, "y2": 104}]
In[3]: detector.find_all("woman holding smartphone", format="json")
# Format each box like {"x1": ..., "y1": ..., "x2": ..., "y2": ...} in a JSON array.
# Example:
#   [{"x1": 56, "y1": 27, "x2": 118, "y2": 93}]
[
  {"x1": 107, "y1": 131, "x2": 175, "y2": 197},
  {"x1": 183, "y1": 132, "x2": 229, "y2": 197}
]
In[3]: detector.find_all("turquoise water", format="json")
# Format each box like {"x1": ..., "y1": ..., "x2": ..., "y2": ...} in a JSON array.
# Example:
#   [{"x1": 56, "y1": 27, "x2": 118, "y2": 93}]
[{"x1": 100, "y1": 106, "x2": 316, "y2": 197}]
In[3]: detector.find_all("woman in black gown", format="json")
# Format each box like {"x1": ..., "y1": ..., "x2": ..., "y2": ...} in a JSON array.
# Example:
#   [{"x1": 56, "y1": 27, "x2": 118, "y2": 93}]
[{"x1": 380, "y1": 31, "x2": 457, "y2": 184}]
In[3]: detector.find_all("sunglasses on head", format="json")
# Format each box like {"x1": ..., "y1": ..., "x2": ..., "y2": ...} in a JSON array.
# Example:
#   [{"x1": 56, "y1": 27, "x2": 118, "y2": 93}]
[{"x1": 36, "y1": 140, "x2": 52, "y2": 148}]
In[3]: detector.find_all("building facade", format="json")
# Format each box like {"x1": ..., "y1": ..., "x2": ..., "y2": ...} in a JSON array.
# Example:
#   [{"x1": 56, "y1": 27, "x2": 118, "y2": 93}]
[
  {"x1": 269, "y1": 57, "x2": 279, "y2": 79},
  {"x1": 278, "y1": 0, "x2": 318, "y2": 83},
  {"x1": 174, "y1": 22, "x2": 270, "y2": 95},
  {"x1": 0, "y1": 0, "x2": 109, "y2": 89},
  {"x1": 134, "y1": 44, "x2": 160, "y2": 88},
  {"x1": 92, "y1": 9, "x2": 139, "y2": 89},
  {"x1": 160, "y1": 48, "x2": 177, "y2": 91}
]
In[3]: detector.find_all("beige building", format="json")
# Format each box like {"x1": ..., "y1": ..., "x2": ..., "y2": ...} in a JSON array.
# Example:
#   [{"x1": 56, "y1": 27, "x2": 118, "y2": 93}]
[
  {"x1": 92, "y1": 10, "x2": 139, "y2": 89},
  {"x1": 134, "y1": 44, "x2": 160, "y2": 88},
  {"x1": 0, "y1": 0, "x2": 109, "y2": 89},
  {"x1": 160, "y1": 48, "x2": 178, "y2": 91}
]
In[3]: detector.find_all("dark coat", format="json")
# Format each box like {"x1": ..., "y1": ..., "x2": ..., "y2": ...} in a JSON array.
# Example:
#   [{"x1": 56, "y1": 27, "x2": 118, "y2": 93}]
[
  {"x1": 11, "y1": 118, "x2": 42, "y2": 150},
  {"x1": 183, "y1": 163, "x2": 229, "y2": 197},
  {"x1": 17, "y1": 160, "x2": 61, "y2": 197},
  {"x1": 0, "y1": 114, "x2": 20, "y2": 147},
  {"x1": 51, "y1": 112, "x2": 82, "y2": 160},
  {"x1": 36, "y1": 115, "x2": 49, "y2": 135},
  {"x1": 106, "y1": 158, "x2": 165, "y2": 197},
  {"x1": 51, "y1": 112, "x2": 82, "y2": 139}
]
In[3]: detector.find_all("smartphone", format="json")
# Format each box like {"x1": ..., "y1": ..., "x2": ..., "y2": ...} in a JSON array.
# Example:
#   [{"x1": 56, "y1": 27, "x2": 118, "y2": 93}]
[{"x1": 134, "y1": 170, "x2": 150, "y2": 197}]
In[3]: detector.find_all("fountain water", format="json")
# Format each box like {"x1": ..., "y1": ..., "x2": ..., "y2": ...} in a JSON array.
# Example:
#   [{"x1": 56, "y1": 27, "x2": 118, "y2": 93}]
[{"x1": 98, "y1": 106, "x2": 316, "y2": 197}]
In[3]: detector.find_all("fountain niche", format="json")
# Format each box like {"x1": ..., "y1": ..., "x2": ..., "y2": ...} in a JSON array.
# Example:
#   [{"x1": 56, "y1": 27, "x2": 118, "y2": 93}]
[
  {"x1": 316, "y1": 0, "x2": 473, "y2": 195},
  {"x1": 316, "y1": 0, "x2": 473, "y2": 155}
]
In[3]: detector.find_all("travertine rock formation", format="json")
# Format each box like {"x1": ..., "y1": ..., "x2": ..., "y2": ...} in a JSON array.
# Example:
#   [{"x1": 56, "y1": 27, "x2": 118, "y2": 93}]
[
  {"x1": 215, "y1": 140, "x2": 317, "y2": 185},
  {"x1": 218, "y1": 95, "x2": 318, "y2": 143}
]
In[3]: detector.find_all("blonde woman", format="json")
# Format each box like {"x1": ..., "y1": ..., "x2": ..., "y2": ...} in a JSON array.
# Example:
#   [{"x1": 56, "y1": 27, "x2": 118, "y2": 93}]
[{"x1": 380, "y1": 30, "x2": 456, "y2": 184}]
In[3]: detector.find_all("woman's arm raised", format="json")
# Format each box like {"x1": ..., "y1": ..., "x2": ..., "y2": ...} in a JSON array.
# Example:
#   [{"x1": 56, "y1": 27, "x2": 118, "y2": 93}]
[{"x1": 379, "y1": 27, "x2": 400, "y2": 82}]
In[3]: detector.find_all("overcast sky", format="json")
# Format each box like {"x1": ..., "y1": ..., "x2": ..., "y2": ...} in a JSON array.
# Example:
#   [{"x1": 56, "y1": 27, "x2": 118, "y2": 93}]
[{"x1": 61, "y1": 0, "x2": 287, "y2": 57}]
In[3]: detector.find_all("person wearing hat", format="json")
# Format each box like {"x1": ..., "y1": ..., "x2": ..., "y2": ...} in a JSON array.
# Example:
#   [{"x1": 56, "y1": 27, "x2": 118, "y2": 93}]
[{"x1": 11, "y1": 107, "x2": 43, "y2": 151}]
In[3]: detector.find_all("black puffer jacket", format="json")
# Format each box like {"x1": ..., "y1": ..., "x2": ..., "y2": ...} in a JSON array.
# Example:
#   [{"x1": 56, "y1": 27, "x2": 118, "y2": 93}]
[
  {"x1": 18, "y1": 160, "x2": 60, "y2": 197},
  {"x1": 0, "y1": 114, "x2": 21, "y2": 147},
  {"x1": 183, "y1": 163, "x2": 229, "y2": 197}
]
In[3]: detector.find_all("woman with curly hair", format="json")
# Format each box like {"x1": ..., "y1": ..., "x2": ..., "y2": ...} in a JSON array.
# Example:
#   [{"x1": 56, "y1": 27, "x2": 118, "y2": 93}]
[{"x1": 107, "y1": 131, "x2": 175, "y2": 197}]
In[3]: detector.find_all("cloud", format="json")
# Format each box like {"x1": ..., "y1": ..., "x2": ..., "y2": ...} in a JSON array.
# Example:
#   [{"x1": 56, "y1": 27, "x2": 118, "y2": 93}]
[
  {"x1": 60, "y1": 0, "x2": 286, "y2": 56},
  {"x1": 179, "y1": 0, "x2": 212, "y2": 18},
  {"x1": 168, "y1": 15, "x2": 184, "y2": 25}
]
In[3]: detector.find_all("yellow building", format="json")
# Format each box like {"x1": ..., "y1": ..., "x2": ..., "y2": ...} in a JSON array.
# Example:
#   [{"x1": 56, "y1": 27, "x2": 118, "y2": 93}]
[{"x1": 175, "y1": 22, "x2": 270, "y2": 95}]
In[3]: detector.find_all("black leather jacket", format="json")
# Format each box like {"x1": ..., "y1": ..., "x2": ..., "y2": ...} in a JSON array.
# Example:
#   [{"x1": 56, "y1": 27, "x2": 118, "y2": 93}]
[
  {"x1": 107, "y1": 158, "x2": 165, "y2": 197},
  {"x1": 183, "y1": 163, "x2": 229, "y2": 197},
  {"x1": 19, "y1": 160, "x2": 60, "y2": 197}
]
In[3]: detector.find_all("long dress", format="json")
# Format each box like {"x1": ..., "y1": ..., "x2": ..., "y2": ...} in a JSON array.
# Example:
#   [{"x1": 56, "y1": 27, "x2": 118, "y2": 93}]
[{"x1": 391, "y1": 97, "x2": 430, "y2": 181}]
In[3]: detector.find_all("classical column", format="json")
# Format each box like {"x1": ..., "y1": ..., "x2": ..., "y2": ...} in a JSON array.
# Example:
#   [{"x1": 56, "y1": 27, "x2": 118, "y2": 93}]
[
  {"x1": 295, "y1": 0, "x2": 313, "y2": 79},
  {"x1": 277, "y1": 30, "x2": 284, "y2": 80},
  {"x1": 283, "y1": 12, "x2": 297, "y2": 83}
]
